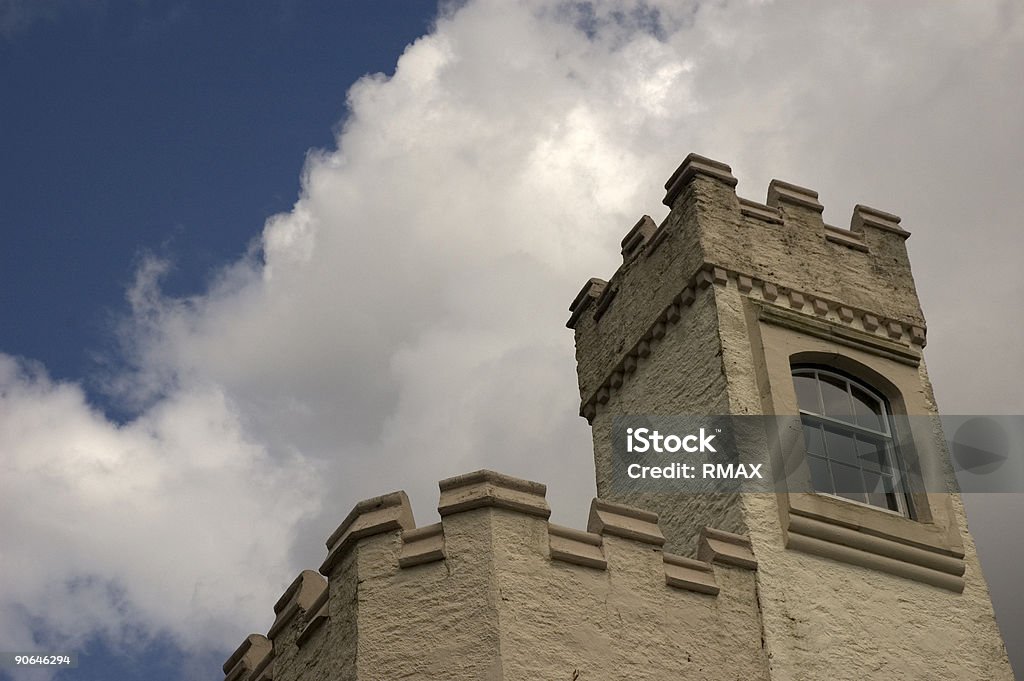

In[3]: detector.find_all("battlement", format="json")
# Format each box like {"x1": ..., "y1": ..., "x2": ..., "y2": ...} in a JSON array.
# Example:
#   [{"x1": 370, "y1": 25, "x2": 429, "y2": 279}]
[
  {"x1": 568, "y1": 153, "x2": 927, "y2": 421},
  {"x1": 225, "y1": 470, "x2": 766, "y2": 681},
  {"x1": 220, "y1": 151, "x2": 1014, "y2": 681}
]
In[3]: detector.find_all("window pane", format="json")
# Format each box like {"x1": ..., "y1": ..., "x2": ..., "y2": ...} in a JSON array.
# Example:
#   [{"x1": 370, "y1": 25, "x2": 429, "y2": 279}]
[
  {"x1": 880, "y1": 474, "x2": 902, "y2": 512},
  {"x1": 855, "y1": 435, "x2": 889, "y2": 472},
  {"x1": 863, "y1": 470, "x2": 887, "y2": 509},
  {"x1": 819, "y1": 373, "x2": 854, "y2": 421},
  {"x1": 831, "y1": 463, "x2": 865, "y2": 503},
  {"x1": 790, "y1": 367, "x2": 910, "y2": 517},
  {"x1": 823, "y1": 426, "x2": 859, "y2": 466},
  {"x1": 852, "y1": 385, "x2": 885, "y2": 431},
  {"x1": 802, "y1": 422, "x2": 826, "y2": 457},
  {"x1": 807, "y1": 455, "x2": 833, "y2": 494},
  {"x1": 793, "y1": 372, "x2": 821, "y2": 412}
]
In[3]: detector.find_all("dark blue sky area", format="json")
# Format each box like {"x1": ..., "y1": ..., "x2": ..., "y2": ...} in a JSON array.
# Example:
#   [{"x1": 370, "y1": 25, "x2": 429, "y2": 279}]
[{"x1": 0, "y1": 0, "x2": 437, "y2": 389}]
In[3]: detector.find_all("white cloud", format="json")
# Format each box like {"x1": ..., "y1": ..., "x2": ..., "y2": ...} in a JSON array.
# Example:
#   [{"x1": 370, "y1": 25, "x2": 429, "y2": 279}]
[
  {"x1": 2, "y1": 0, "x2": 1022, "y2": 675},
  {"x1": 0, "y1": 355, "x2": 320, "y2": 658}
]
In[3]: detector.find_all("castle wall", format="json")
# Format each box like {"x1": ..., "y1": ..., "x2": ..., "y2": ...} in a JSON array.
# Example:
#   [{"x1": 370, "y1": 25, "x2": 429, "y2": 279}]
[
  {"x1": 588, "y1": 286, "x2": 746, "y2": 554},
  {"x1": 225, "y1": 471, "x2": 770, "y2": 681},
  {"x1": 489, "y1": 508, "x2": 765, "y2": 679}
]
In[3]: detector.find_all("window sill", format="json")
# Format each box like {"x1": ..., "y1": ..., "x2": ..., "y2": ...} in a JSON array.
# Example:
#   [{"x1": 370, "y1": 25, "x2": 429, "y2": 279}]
[{"x1": 782, "y1": 492, "x2": 966, "y2": 591}]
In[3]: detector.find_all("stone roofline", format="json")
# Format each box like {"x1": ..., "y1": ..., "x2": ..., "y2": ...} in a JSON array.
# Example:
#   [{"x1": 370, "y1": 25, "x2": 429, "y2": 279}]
[
  {"x1": 569, "y1": 259, "x2": 928, "y2": 424},
  {"x1": 222, "y1": 469, "x2": 758, "y2": 681},
  {"x1": 568, "y1": 153, "x2": 927, "y2": 420}
]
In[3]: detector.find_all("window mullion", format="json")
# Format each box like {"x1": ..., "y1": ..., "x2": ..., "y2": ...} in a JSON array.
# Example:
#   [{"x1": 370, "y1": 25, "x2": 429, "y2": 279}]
[{"x1": 798, "y1": 410, "x2": 892, "y2": 440}]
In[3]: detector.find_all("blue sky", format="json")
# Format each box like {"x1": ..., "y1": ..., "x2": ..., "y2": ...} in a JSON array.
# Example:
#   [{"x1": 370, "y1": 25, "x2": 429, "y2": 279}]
[
  {"x1": 1, "y1": 2, "x2": 1022, "y2": 680},
  {"x1": 1, "y1": 0, "x2": 434, "y2": 397},
  {"x1": 2, "y1": 2, "x2": 438, "y2": 679}
]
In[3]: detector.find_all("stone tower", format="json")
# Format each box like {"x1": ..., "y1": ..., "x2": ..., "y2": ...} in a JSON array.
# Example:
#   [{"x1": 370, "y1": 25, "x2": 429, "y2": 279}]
[
  {"x1": 567, "y1": 153, "x2": 1013, "y2": 678},
  {"x1": 222, "y1": 153, "x2": 1013, "y2": 681}
]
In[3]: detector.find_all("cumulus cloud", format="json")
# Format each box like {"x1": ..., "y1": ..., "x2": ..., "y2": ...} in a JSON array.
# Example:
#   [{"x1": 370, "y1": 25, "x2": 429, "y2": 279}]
[
  {"x1": 0, "y1": 355, "x2": 319, "y2": 661},
  {"x1": 1, "y1": 0, "x2": 1022, "y2": 676}
]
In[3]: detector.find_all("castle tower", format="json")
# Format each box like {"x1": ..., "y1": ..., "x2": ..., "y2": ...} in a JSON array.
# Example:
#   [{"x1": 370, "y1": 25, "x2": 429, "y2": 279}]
[
  {"x1": 567, "y1": 153, "x2": 1013, "y2": 679},
  {"x1": 222, "y1": 153, "x2": 1012, "y2": 681}
]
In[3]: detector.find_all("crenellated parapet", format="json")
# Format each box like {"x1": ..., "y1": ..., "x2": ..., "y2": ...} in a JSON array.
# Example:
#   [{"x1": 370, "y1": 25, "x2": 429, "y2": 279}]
[
  {"x1": 219, "y1": 150, "x2": 1013, "y2": 681},
  {"x1": 223, "y1": 634, "x2": 272, "y2": 681},
  {"x1": 568, "y1": 153, "x2": 928, "y2": 423},
  {"x1": 225, "y1": 470, "x2": 767, "y2": 681}
]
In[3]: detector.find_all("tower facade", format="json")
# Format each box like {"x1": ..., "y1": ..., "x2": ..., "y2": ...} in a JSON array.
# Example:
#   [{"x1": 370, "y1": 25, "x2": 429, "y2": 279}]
[
  {"x1": 568, "y1": 153, "x2": 1013, "y2": 678},
  {"x1": 222, "y1": 154, "x2": 1013, "y2": 681}
]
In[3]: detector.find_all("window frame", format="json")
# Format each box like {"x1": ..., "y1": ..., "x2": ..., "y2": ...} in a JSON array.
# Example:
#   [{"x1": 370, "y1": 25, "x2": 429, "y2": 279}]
[
  {"x1": 747, "y1": 299, "x2": 967, "y2": 590},
  {"x1": 792, "y1": 365, "x2": 914, "y2": 518}
]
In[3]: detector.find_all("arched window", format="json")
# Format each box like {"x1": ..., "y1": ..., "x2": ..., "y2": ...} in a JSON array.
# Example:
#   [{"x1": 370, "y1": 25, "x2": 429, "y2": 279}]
[{"x1": 792, "y1": 366, "x2": 911, "y2": 516}]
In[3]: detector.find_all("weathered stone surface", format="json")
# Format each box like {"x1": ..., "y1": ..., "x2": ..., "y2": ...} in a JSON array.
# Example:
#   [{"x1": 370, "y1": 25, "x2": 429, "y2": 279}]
[{"x1": 250, "y1": 481, "x2": 767, "y2": 681}]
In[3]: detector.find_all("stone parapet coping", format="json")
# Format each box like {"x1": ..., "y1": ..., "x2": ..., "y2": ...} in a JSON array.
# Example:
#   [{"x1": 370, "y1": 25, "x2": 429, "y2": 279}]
[
  {"x1": 399, "y1": 522, "x2": 446, "y2": 568},
  {"x1": 664, "y1": 553, "x2": 720, "y2": 595},
  {"x1": 549, "y1": 523, "x2": 607, "y2": 570},
  {"x1": 249, "y1": 649, "x2": 274, "y2": 681},
  {"x1": 621, "y1": 215, "x2": 658, "y2": 262},
  {"x1": 663, "y1": 153, "x2": 738, "y2": 207},
  {"x1": 567, "y1": 277, "x2": 607, "y2": 329},
  {"x1": 739, "y1": 197, "x2": 783, "y2": 224},
  {"x1": 767, "y1": 179, "x2": 824, "y2": 213},
  {"x1": 698, "y1": 527, "x2": 758, "y2": 570},
  {"x1": 588, "y1": 498, "x2": 666, "y2": 546},
  {"x1": 320, "y1": 491, "x2": 415, "y2": 575},
  {"x1": 295, "y1": 586, "x2": 329, "y2": 648},
  {"x1": 824, "y1": 224, "x2": 869, "y2": 252},
  {"x1": 223, "y1": 634, "x2": 272, "y2": 681},
  {"x1": 438, "y1": 469, "x2": 551, "y2": 519},
  {"x1": 268, "y1": 570, "x2": 327, "y2": 640},
  {"x1": 852, "y1": 204, "x2": 909, "y2": 238}
]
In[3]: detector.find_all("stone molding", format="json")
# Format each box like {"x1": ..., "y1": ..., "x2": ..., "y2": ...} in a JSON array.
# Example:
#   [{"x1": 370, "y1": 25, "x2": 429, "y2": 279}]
[
  {"x1": 438, "y1": 469, "x2": 551, "y2": 519},
  {"x1": 784, "y1": 512, "x2": 966, "y2": 592},
  {"x1": 663, "y1": 152, "x2": 738, "y2": 207},
  {"x1": 225, "y1": 470, "x2": 761, "y2": 680},
  {"x1": 295, "y1": 586, "x2": 329, "y2": 648},
  {"x1": 223, "y1": 634, "x2": 272, "y2": 681},
  {"x1": 587, "y1": 498, "x2": 666, "y2": 546},
  {"x1": 767, "y1": 179, "x2": 824, "y2": 213},
  {"x1": 697, "y1": 527, "x2": 758, "y2": 570},
  {"x1": 824, "y1": 224, "x2": 869, "y2": 252},
  {"x1": 567, "y1": 277, "x2": 608, "y2": 329},
  {"x1": 268, "y1": 570, "x2": 327, "y2": 640},
  {"x1": 319, "y1": 490, "x2": 415, "y2": 575},
  {"x1": 753, "y1": 301, "x2": 922, "y2": 367},
  {"x1": 399, "y1": 522, "x2": 446, "y2": 568},
  {"x1": 739, "y1": 197, "x2": 784, "y2": 224},
  {"x1": 573, "y1": 263, "x2": 927, "y2": 423},
  {"x1": 249, "y1": 650, "x2": 274, "y2": 681},
  {"x1": 851, "y1": 203, "x2": 910, "y2": 238},
  {"x1": 620, "y1": 215, "x2": 658, "y2": 262},
  {"x1": 663, "y1": 552, "x2": 720, "y2": 595},
  {"x1": 548, "y1": 523, "x2": 607, "y2": 570}
]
